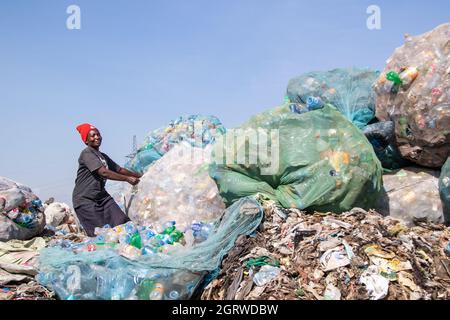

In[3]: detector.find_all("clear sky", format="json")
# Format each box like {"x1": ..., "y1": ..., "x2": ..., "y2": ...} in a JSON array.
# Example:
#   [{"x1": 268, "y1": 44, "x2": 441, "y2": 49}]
[{"x1": 1, "y1": 0, "x2": 449, "y2": 205}]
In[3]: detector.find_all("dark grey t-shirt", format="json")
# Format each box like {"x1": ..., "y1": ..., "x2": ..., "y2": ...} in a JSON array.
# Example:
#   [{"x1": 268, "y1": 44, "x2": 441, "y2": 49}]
[{"x1": 72, "y1": 147, "x2": 121, "y2": 208}]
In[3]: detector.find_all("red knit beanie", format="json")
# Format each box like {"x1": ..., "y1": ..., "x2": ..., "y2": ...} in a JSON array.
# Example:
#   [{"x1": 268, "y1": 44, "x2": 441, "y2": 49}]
[{"x1": 76, "y1": 123, "x2": 97, "y2": 143}]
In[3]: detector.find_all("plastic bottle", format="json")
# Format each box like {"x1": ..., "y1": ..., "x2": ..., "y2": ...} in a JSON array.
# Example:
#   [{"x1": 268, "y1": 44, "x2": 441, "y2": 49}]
[
  {"x1": 399, "y1": 67, "x2": 419, "y2": 87},
  {"x1": 129, "y1": 232, "x2": 142, "y2": 249},
  {"x1": 386, "y1": 71, "x2": 402, "y2": 85},
  {"x1": 253, "y1": 265, "x2": 281, "y2": 286},
  {"x1": 306, "y1": 96, "x2": 324, "y2": 110},
  {"x1": 149, "y1": 283, "x2": 164, "y2": 300},
  {"x1": 137, "y1": 278, "x2": 155, "y2": 300}
]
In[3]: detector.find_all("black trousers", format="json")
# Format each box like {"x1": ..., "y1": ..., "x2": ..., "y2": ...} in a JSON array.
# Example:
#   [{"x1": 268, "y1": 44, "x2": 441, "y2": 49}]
[{"x1": 74, "y1": 196, "x2": 130, "y2": 237}]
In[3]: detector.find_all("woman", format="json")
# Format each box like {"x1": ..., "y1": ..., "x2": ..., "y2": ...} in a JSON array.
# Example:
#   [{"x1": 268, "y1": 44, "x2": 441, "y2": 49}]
[{"x1": 72, "y1": 123, "x2": 142, "y2": 237}]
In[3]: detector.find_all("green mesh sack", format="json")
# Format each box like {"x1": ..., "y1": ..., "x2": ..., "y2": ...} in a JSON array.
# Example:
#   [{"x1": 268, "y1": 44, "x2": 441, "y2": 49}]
[
  {"x1": 439, "y1": 157, "x2": 450, "y2": 224},
  {"x1": 209, "y1": 103, "x2": 383, "y2": 212}
]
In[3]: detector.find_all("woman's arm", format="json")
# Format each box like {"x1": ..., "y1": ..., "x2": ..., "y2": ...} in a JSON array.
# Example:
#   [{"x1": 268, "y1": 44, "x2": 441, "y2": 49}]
[
  {"x1": 97, "y1": 166, "x2": 140, "y2": 185},
  {"x1": 117, "y1": 167, "x2": 142, "y2": 178}
]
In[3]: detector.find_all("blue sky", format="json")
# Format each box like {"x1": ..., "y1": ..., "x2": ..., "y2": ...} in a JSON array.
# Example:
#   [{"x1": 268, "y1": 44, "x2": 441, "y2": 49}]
[{"x1": 0, "y1": 0, "x2": 449, "y2": 204}]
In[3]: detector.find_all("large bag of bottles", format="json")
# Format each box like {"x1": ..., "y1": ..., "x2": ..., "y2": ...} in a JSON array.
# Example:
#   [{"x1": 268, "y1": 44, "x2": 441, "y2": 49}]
[
  {"x1": 0, "y1": 177, "x2": 46, "y2": 241},
  {"x1": 128, "y1": 142, "x2": 225, "y2": 231},
  {"x1": 209, "y1": 103, "x2": 383, "y2": 212},
  {"x1": 286, "y1": 67, "x2": 379, "y2": 129},
  {"x1": 376, "y1": 168, "x2": 445, "y2": 225},
  {"x1": 125, "y1": 115, "x2": 225, "y2": 174},
  {"x1": 373, "y1": 23, "x2": 450, "y2": 167}
]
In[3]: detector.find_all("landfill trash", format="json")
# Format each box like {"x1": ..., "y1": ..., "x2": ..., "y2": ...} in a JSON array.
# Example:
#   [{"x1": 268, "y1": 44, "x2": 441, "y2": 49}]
[
  {"x1": 286, "y1": 67, "x2": 379, "y2": 128},
  {"x1": 376, "y1": 167, "x2": 445, "y2": 225},
  {"x1": 210, "y1": 103, "x2": 383, "y2": 213},
  {"x1": 323, "y1": 283, "x2": 341, "y2": 300},
  {"x1": 253, "y1": 265, "x2": 281, "y2": 286},
  {"x1": 439, "y1": 157, "x2": 450, "y2": 224},
  {"x1": 0, "y1": 237, "x2": 46, "y2": 288},
  {"x1": 125, "y1": 115, "x2": 226, "y2": 174},
  {"x1": 201, "y1": 200, "x2": 450, "y2": 300},
  {"x1": 43, "y1": 202, "x2": 73, "y2": 228},
  {"x1": 373, "y1": 23, "x2": 450, "y2": 168},
  {"x1": 0, "y1": 281, "x2": 55, "y2": 300},
  {"x1": 128, "y1": 142, "x2": 225, "y2": 230},
  {"x1": 0, "y1": 177, "x2": 46, "y2": 241},
  {"x1": 36, "y1": 197, "x2": 263, "y2": 300},
  {"x1": 363, "y1": 121, "x2": 411, "y2": 169},
  {"x1": 359, "y1": 265, "x2": 390, "y2": 300}
]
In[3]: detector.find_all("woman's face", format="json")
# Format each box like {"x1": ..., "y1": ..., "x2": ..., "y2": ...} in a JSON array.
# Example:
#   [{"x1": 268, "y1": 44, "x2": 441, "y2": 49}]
[{"x1": 86, "y1": 129, "x2": 102, "y2": 148}]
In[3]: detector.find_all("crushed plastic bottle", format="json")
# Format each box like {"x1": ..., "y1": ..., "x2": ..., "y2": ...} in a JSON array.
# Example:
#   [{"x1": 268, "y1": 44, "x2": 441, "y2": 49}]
[{"x1": 253, "y1": 265, "x2": 281, "y2": 286}]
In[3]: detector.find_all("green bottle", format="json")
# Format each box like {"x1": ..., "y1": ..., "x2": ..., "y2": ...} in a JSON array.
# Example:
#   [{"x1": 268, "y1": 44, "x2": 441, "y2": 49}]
[
  {"x1": 163, "y1": 226, "x2": 176, "y2": 235},
  {"x1": 130, "y1": 232, "x2": 142, "y2": 249},
  {"x1": 137, "y1": 279, "x2": 155, "y2": 300},
  {"x1": 386, "y1": 71, "x2": 402, "y2": 85},
  {"x1": 169, "y1": 230, "x2": 184, "y2": 243}
]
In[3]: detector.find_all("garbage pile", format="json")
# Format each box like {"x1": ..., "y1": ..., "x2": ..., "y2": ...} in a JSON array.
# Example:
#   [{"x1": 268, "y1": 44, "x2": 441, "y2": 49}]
[
  {"x1": 125, "y1": 115, "x2": 226, "y2": 174},
  {"x1": 201, "y1": 201, "x2": 450, "y2": 300},
  {"x1": 210, "y1": 103, "x2": 383, "y2": 212},
  {"x1": 286, "y1": 68, "x2": 379, "y2": 128},
  {"x1": 373, "y1": 22, "x2": 450, "y2": 168},
  {"x1": 376, "y1": 167, "x2": 445, "y2": 225},
  {"x1": 0, "y1": 177, "x2": 46, "y2": 241},
  {"x1": 0, "y1": 237, "x2": 53, "y2": 300}
]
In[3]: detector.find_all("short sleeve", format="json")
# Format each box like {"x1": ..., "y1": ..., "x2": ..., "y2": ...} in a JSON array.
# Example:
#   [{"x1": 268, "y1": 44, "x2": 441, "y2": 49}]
[
  {"x1": 80, "y1": 149, "x2": 104, "y2": 173},
  {"x1": 103, "y1": 153, "x2": 121, "y2": 173}
]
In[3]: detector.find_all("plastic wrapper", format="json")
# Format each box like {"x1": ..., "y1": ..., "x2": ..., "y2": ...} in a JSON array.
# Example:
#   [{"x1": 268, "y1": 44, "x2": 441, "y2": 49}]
[
  {"x1": 375, "y1": 167, "x2": 444, "y2": 225},
  {"x1": 209, "y1": 103, "x2": 383, "y2": 212},
  {"x1": 286, "y1": 67, "x2": 379, "y2": 128},
  {"x1": 0, "y1": 177, "x2": 46, "y2": 241},
  {"x1": 128, "y1": 142, "x2": 226, "y2": 231},
  {"x1": 373, "y1": 23, "x2": 450, "y2": 167},
  {"x1": 125, "y1": 115, "x2": 226, "y2": 174}
]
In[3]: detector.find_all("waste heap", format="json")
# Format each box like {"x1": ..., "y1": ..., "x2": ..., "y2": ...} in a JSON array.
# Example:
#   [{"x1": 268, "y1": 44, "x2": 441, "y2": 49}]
[
  {"x1": 202, "y1": 200, "x2": 450, "y2": 300},
  {"x1": 0, "y1": 177, "x2": 46, "y2": 241},
  {"x1": 373, "y1": 22, "x2": 450, "y2": 168}
]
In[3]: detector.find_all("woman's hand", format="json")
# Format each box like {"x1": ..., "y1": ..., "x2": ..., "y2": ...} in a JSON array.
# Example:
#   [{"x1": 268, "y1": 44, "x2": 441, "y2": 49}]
[{"x1": 126, "y1": 176, "x2": 140, "y2": 186}]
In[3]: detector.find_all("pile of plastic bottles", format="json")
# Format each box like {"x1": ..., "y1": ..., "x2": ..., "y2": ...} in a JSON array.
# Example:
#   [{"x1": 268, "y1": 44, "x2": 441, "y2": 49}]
[
  {"x1": 37, "y1": 260, "x2": 205, "y2": 300},
  {"x1": 41, "y1": 220, "x2": 215, "y2": 300},
  {"x1": 125, "y1": 115, "x2": 226, "y2": 174},
  {"x1": 48, "y1": 220, "x2": 215, "y2": 261},
  {"x1": 38, "y1": 197, "x2": 264, "y2": 300}
]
